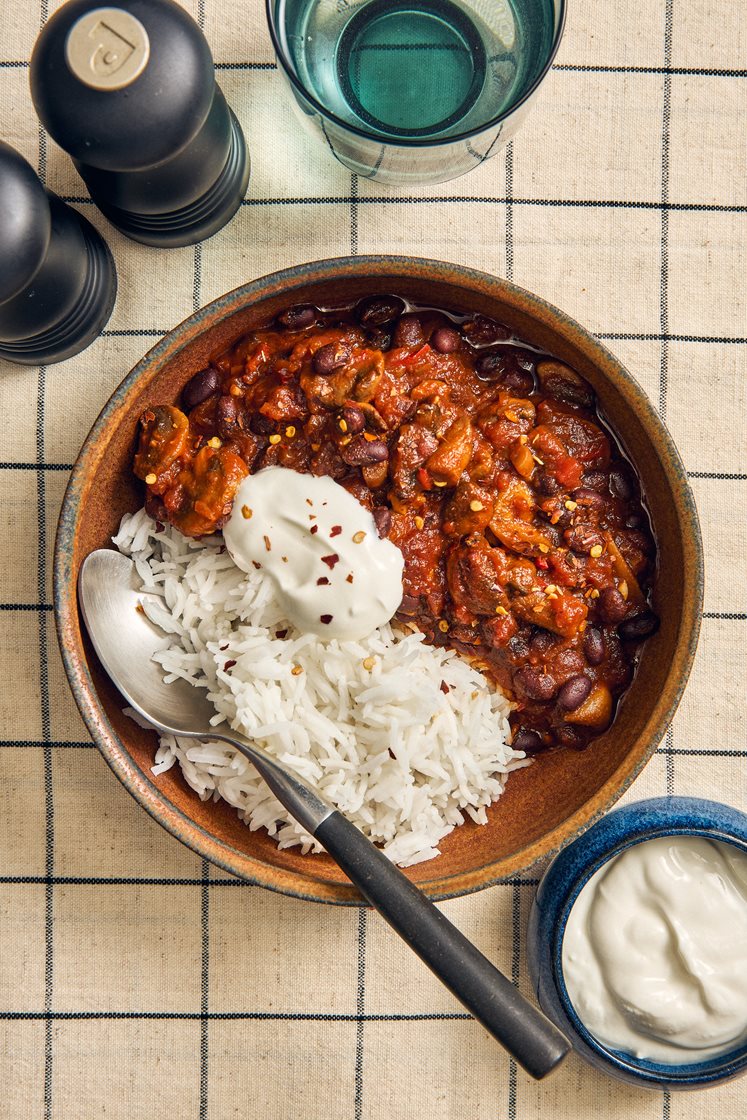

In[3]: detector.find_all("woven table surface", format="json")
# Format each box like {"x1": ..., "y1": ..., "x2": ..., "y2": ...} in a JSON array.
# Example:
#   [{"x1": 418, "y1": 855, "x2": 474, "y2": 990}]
[{"x1": 1, "y1": 0, "x2": 745, "y2": 1117}]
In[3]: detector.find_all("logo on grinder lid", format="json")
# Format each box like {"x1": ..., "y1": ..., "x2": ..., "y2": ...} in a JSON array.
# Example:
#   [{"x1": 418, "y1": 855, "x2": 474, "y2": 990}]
[{"x1": 66, "y1": 7, "x2": 150, "y2": 90}]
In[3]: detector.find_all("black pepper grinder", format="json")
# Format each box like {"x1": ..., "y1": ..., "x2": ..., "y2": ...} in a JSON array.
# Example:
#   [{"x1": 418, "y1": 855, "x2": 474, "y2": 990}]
[
  {"x1": 30, "y1": 0, "x2": 250, "y2": 247},
  {"x1": 0, "y1": 141, "x2": 116, "y2": 366}
]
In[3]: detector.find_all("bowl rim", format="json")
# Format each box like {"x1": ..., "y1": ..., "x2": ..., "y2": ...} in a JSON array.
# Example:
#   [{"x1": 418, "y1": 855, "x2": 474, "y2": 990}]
[
  {"x1": 53, "y1": 254, "x2": 704, "y2": 904},
  {"x1": 532, "y1": 796, "x2": 747, "y2": 1087}
]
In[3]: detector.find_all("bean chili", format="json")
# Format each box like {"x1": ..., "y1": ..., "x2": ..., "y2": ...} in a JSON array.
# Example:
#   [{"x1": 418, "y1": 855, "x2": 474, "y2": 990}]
[{"x1": 134, "y1": 296, "x2": 659, "y2": 752}]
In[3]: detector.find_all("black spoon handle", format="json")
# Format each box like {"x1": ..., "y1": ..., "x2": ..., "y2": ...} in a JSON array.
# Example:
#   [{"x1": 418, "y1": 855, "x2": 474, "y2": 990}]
[{"x1": 314, "y1": 811, "x2": 570, "y2": 1080}]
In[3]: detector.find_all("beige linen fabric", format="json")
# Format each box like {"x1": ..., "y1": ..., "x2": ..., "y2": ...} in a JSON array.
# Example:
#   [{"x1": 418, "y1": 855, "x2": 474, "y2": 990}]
[{"x1": 0, "y1": 0, "x2": 745, "y2": 1117}]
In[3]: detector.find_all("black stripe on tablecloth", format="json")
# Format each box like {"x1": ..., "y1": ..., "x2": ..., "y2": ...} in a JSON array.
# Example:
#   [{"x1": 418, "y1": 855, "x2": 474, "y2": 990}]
[
  {"x1": 505, "y1": 143, "x2": 514, "y2": 281},
  {"x1": 507, "y1": 882, "x2": 521, "y2": 1120},
  {"x1": 2, "y1": 59, "x2": 746, "y2": 77},
  {"x1": 57, "y1": 193, "x2": 747, "y2": 213},
  {"x1": 354, "y1": 907, "x2": 366, "y2": 1120},
  {"x1": 35, "y1": 19, "x2": 54, "y2": 1105}
]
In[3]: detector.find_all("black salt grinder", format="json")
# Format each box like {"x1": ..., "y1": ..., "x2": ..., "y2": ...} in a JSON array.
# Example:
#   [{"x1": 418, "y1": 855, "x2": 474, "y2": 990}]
[
  {"x1": 0, "y1": 141, "x2": 116, "y2": 366},
  {"x1": 30, "y1": 0, "x2": 250, "y2": 247}
]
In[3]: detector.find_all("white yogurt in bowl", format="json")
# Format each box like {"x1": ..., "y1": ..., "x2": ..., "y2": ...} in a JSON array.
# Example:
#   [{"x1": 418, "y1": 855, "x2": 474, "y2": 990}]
[{"x1": 561, "y1": 835, "x2": 747, "y2": 1064}]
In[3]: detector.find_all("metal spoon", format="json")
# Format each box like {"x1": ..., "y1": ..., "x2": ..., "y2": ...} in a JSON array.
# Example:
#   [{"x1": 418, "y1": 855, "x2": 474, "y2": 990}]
[{"x1": 78, "y1": 548, "x2": 570, "y2": 1080}]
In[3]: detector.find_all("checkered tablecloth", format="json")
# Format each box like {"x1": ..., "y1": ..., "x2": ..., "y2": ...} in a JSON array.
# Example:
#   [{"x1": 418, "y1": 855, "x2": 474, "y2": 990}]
[{"x1": 1, "y1": 0, "x2": 745, "y2": 1116}]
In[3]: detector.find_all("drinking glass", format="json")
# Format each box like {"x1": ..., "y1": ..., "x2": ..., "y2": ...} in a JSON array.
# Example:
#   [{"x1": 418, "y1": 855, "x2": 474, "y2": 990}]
[{"x1": 266, "y1": 0, "x2": 565, "y2": 186}]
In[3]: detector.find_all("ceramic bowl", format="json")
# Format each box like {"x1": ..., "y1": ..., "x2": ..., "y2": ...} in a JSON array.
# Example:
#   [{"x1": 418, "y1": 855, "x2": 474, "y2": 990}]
[
  {"x1": 527, "y1": 796, "x2": 747, "y2": 1089},
  {"x1": 54, "y1": 256, "x2": 703, "y2": 904}
]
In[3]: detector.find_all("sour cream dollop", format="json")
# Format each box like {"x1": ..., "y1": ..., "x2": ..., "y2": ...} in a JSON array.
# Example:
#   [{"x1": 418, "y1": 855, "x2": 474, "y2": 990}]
[
  {"x1": 223, "y1": 467, "x2": 404, "y2": 641},
  {"x1": 562, "y1": 835, "x2": 747, "y2": 1064}
]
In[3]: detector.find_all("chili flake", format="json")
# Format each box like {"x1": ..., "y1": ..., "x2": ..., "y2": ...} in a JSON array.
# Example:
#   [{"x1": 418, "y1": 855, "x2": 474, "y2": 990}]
[
  {"x1": 145, "y1": 472, "x2": 157, "y2": 485},
  {"x1": 321, "y1": 553, "x2": 340, "y2": 568},
  {"x1": 263, "y1": 535, "x2": 271, "y2": 551},
  {"x1": 363, "y1": 657, "x2": 375, "y2": 671},
  {"x1": 469, "y1": 500, "x2": 484, "y2": 512},
  {"x1": 268, "y1": 433, "x2": 281, "y2": 445},
  {"x1": 207, "y1": 437, "x2": 222, "y2": 449},
  {"x1": 590, "y1": 544, "x2": 604, "y2": 558},
  {"x1": 241, "y1": 505, "x2": 252, "y2": 519},
  {"x1": 291, "y1": 665, "x2": 304, "y2": 676},
  {"x1": 320, "y1": 614, "x2": 333, "y2": 625},
  {"x1": 330, "y1": 525, "x2": 342, "y2": 537},
  {"x1": 346, "y1": 573, "x2": 354, "y2": 584},
  {"x1": 285, "y1": 425, "x2": 296, "y2": 438},
  {"x1": 224, "y1": 660, "x2": 237, "y2": 671},
  {"x1": 352, "y1": 530, "x2": 366, "y2": 543},
  {"x1": 414, "y1": 515, "x2": 425, "y2": 529},
  {"x1": 310, "y1": 525, "x2": 318, "y2": 535},
  {"x1": 316, "y1": 576, "x2": 330, "y2": 585},
  {"x1": 438, "y1": 620, "x2": 449, "y2": 633}
]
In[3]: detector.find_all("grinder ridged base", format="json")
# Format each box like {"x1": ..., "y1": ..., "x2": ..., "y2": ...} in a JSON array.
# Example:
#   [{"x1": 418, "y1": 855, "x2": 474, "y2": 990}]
[
  {"x1": 0, "y1": 210, "x2": 116, "y2": 366},
  {"x1": 94, "y1": 111, "x2": 250, "y2": 248}
]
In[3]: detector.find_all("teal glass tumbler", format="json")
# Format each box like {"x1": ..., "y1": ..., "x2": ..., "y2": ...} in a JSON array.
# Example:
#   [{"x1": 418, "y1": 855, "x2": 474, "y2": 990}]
[{"x1": 266, "y1": 0, "x2": 565, "y2": 185}]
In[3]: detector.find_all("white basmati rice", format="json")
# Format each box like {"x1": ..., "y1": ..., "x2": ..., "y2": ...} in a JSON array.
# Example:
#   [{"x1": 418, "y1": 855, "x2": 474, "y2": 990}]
[{"x1": 113, "y1": 509, "x2": 529, "y2": 866}]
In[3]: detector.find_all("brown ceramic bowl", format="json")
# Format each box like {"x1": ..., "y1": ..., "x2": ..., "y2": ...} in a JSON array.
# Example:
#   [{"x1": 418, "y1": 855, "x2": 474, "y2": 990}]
[{"x1": 54, "y1": 256, "x2": 703, "y2": 905}]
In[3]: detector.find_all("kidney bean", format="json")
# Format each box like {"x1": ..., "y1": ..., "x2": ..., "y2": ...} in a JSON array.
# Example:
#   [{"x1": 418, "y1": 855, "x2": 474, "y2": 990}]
[
  {"x1": 516, "y1": 667, "x2": 557, "y2": 702},
  {"x1": 542, "y1": 372, "x2": 594, "y2": 409},
  {"x1": 583, "y1": 626, "x2": 606, "y2": 665},
  {"x1": 557, "y1": 674, "x2": 593, "y2": 711},
  {"x1": 356, "y1": 295, "x2": 406, "y2": 326},
  {"x1": 475, "y1": 350, "x2": 534, "y2": 394},
  {"x1": 529, "y1": 629, "x2": 559, "y2": 655},
  {"x1": 609, "y1": 465, "x2": 634, "y2": 501},
  {"x1": 182, "y1": 367, "x2": 220, "y2": 411},
  {"x1": 373, "y1": 506, "x2": 392, "y2": 537},
  {"x1": 508, "y1": 635, "x2": 531, "y2": 659},
  {"x1": 618, "y1": 611, "x2": 660, "y2": 642},
  {"x1": 277, "y1": 304, "x2": 316, "y2": 329},
  {"x1": 313, "y1": 342, "x2": 349, "y2": 375},
  {"x1": 564, "y1": 526, "x2": 604, "y2": 554},
  {"x1": 598, "y1": 587, "x2": 628, "y2": 624},
  {"x1": 341, "y1": 404, "x2": 366, "y2": 433},
  {"x1": 511, "y1": 728, "x2": 545, "y2": 754},
  {"x1": 555, "y1": 724, "x2": 586, "y2": 749},
  {"x1": 216, "y1": 394, "x2": 241, "y2": 437},
  {"x1": 393, "y1": 314, "x2": 426, "y2": 348},
  {"x1": 572, "y1": 486, "x2": 606, "y2": 509},
  {"x1": 399, "y1": 593, "x2": 420, "y2": 615},
  {"x1": 340, "y1": 436, "x2": 388, "y2": 466},
  {"x1": 462, "y1": 314, "x2": 512, "y2": 346},
  {"x1": 431, "y1": 326, "x2": 461, "y2": 353}
]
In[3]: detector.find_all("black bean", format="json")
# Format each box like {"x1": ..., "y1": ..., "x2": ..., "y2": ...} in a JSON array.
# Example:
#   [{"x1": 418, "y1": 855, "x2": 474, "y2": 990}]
[
  {"x1": 393, "y1": 314, "x2": 426, "y2": 348},
  {"x1": 625, "y1": 513, "x2": 645, "y2": 530},
  {"x1": 511, "y1": 728, "x2": 545, "y2": 754},
  {"x1": 462, "y1": 314, "x2": 512, "y2": 346},
  {"x1": 340, "y1": 436, "x2": 389, "y2": 466},
  {"x1": 583, "y1": 627, "x2": 606, "y2": 665},
  {"x1": 431, "y1": 326, "x2": 461, "y2": 353},
  {"x1": 572, "y1": 487, "x2": 606, "y2": 509},
  {"x1": 366, "y1": 327, "x2": 392, "y2": 351},
  {"x1": 313, "y1": 342, "x2": 349, "y2": 375},
  {"x1": 582, "y1": 470, "x2": 608, "y2": 492},
  {"x1": 508, "y1": 635, "x2": 531, "y2": 659},
  {"x1": 341, "y1": 405, "x2": 366, "y2": 434},
  {"x1": 249, "y1": 412, "x2": 274, "y2": 435},
  {"x1": 557, "y1": 674, "x2": 593, "y2": 711},
  {"x1": 475, "y1": 350, "x2": 510, "y2": 380},
  {"x1": 182, "y1": 367, "x2": 220, "y2": 411},
  {"x1": 536, "y1": 472, "x2": 562, "y2": 497},
  {"x1": 372, "y1": 506, "x2": 392, "y2": 537},
  {"x1": 356, "y1": 295, "x2": 406, "y2": 326},
  {"x1": 516, "y1": 667, "x2": 557, "y2": 702},
  {"x1": 618, "y1": 611, "x2": 660, "y2": 642},
  {"x1": 598, "y1": 587, "x2": 628, "y2": 624},
  {"x1": 609, "y1": 466, "x2": 634, "y2": 501},
  {"x1": 277, "y1": 304, "x2": 316, "y2": 329},
  {"x1": 543, "y1": 374, "x2": 595, "y2": 409}
]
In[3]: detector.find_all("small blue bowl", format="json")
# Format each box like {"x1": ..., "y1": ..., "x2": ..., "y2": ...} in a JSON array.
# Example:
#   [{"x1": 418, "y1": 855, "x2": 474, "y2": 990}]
[{"x1": 527, "y1": 796, "x2": 747, "y2": 1090}]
